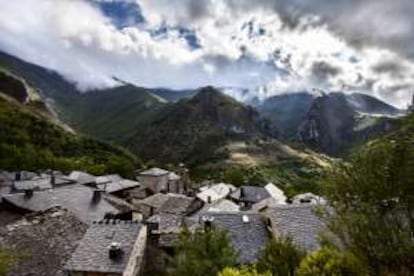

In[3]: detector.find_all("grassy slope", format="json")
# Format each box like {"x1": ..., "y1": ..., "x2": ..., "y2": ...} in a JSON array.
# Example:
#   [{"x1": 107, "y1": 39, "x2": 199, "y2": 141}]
[
  {"x1": 67, "y1": 85, "x2": 165, "y2": 142},
  {"x1": 0, "y1": 93, "x2": 138, "y2": 177}
]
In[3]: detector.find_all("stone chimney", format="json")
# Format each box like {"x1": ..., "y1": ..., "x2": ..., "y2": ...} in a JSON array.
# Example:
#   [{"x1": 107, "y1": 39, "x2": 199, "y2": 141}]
[
  {"x1": 240, "y1": 187, "x2": 245, "y2": 199},
  {"x1": 108, "y1": 242, "x2": 122, "y2": 259},
  {"x1": 24, "y1": 189, "x2": 33, "y2": 198},
  {"x1": 15, "y1": 171, "x2": 21, "y2": 181},
  {"x1": 51, "y1": 172, "x2": 56, "y2": 187},
  {"x1": 92, "y1": 189, "x2": 104, "y2": 203},
  {"x1": 207, "y1": 195, "x2": 212, "y2": 204},
  {"x1": 201, "y1": 215, "x2": 214, "y2": 231}
]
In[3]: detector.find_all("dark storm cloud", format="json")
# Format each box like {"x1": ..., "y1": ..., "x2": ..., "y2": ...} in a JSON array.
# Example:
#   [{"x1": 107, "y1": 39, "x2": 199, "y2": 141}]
[
  {"x1": 311, "y1": 61, "x2": 341, "y2": 81},
  {"x1": 271, "y1": 0, "x2": 414, "y2": 59},
  {"x1": 372, "y1": 61, "x2": 407, "y2": 78},
  {"x1": 188, "y1": 0, "x2": 414, "y2": 60}
]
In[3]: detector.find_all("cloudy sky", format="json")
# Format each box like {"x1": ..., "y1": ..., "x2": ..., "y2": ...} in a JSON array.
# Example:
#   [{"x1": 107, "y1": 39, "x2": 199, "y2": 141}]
[{"x1": 0, "y1": 0, "x2": 413, "y2": 107}]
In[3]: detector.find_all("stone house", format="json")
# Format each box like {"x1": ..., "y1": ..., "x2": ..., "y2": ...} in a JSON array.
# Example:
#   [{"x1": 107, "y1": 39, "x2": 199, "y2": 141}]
[
  {"x1": 137, "y1": 193, "x2": 202, "y2": 219},
  {"x1": 264, "y1": 204, "x2": 326, "y2": 252},
  {"x1": 137, "y1": 168, "x2": 183, "y2": 194},
  {"x1": 65, "y1": 220, "x2": 147, "y2": 276}
]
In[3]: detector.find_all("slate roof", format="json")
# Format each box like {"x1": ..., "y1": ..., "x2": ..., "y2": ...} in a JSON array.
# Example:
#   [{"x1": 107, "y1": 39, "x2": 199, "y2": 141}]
[
  {"x1": 230, "y1": 186, "x2": 271, "y2": 204},
  {"x1": 139, "y1": 193, "x2": 170, "y2": 209},
  {"x1": 264, "y1": 183, "x2": 287, "y2": 204},
  {"x1": 97, "y1": 179, "x2": 140, "y2": 194},
  {"x1": 139, "y1": 168, "x2": 170, "y2": 177},
  {"x1": 198, "y1": 199, "x2": 240, "y2": 213},
  {"x1": 252, "y1": 197, "x2": 281, "y2": 212},
  {"x1": 140, "y1": 193, "x2": 197, "y2": 215},
  {"x1": 0, "y1": 207, "x2": 88, "y2": 276},
  {"x1": 12, "y1": 176, "x2": 75, "y2": 191},
  {"x1": 2, "y1": 185, "x2": 120, "y2": 223},
  {"x1": 197, "y1": 183, "x2": 236, "y2": 203},
  {"x1": 168, "y1": 172, "x2": 181, "y2": 181},
  {"x1": 157, "y1": 194, "x2": 197, "y2": 214},
  {"x1": 0, "y1": 171, "x2": 37, "y2": 183},
  {"x1": 65, "y1": 220, "x2": 143, "y2": 274},
  {"x1": 266, "y1": 204, "x2": 326, "y2": 252},
  {"x1": 147, "y1": 214, "x2": 184, "y2": 247},
  {"x1": 67, "y1": 171, "x2": 96, "y2": 185},
  {"x1": 191, "y1": 212, "x2": 269, "y2": 264},
  {"x1": 291, "y1": 193, "x2": 326, "y2": 205},
  {"x1": 147, "y1": 213, "x2": 183, "y2": 234},
  {"x1": 95, "y1": 174, "x2": 123, "y2": 185},
  {"x1": 13, "y1": 178, "x2": 52, "y2": 191}
]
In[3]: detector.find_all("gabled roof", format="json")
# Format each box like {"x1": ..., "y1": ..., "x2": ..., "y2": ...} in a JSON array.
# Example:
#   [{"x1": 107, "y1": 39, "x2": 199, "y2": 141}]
[
  {"x1": 95, "y1": 174, "x2": 122, "y2": 185},
  {"x1": 198, "y1": 199, "x2": 240, "y2": 213},
  {"x1": 266, "y1": 204, "x2": 326, "y2": 252},
  {"x1": 168, "y1": 172, "x2": 181, "y2": 181},
  {"x1": 252, "y1": 197, "x2": 281, "y2": 212},
  {"x1": 139, "y1": 168, "x2": 170, "y2": 177},
  {"x1": 13, "y1": 178, "x2": 52, "y2": 191},
  {"x1": 147, "y1": 214, "x2": 184, "y2": 247},
  {"x1": 264, "y1": 183, "x2": 287, "y2": 204},
  {"x1": 197, "y1": 183, "x2": 235, "y2": 203},
  {"x1": 230, "y1": 186, "x2": 270, "y2": 204},
  {"x1": 12, "y1": 176, "x2": 75, "y2": 191},
  {"x1": 0, "y1": 207, "x2": 88, "y2": 276},
  {"x1": 291, "y1": 193, "x2": 326, "y2": 205},
  {"x1": 191, "y1": 212, "x2": 269, "y2": 264},
  {"x1": 97, "y1": 179, "x2": 140, "y2": 194},
  {"x1": 158, "y1": 194, "x2": 197, "y2": 214},
  {"x1": 139, "y1": 193, "x2": 170, "y2": 209},
  {"x1": 68, "y1": 171, "x2": 96, "y2": 185},
  {"x1": 2, "y1": 185, "x2": 120, "y2": 223},
  {"x1": 64, "y1": 220, "x2": 143, "y2": 274},
  {"x1": 139, "y1": 193, "x2": 197, "y2": 215},
  {"x1": 147, "y1": 213, "x2": 183, "y2": 234}
]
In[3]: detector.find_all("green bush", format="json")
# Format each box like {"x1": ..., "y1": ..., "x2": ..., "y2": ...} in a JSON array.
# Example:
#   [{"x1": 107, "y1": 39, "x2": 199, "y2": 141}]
[
  {"x1": 296, "y1": 248, "x2": 367, "y2": 276},
  {"x1": 170, "y1": 226, "x2": 237, "y2": 276},
  {"x1": 256, "y1": 237, "x2": 305, "y2": 276}
]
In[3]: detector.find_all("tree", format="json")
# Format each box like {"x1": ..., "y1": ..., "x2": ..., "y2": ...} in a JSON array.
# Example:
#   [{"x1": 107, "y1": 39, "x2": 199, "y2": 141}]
[
  {"x1": 169, "y1": 226, "x2": 237, "y2": 276},
  {"x1": 296, "y1": 247, "x2": 367, "y2": 276},
  {"x1": 322, "y1": 115, "x2": 414, "y2": 274},
  {"x1": 256, "y1": 237, "x2": 305, "y2": 276},
  {"x1": 219, "y1": 266, "x2": 271, "y2": 276}
]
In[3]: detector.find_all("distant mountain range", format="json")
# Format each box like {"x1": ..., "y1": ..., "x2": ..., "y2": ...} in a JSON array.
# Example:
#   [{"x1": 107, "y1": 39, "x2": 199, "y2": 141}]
[
  {"x1": 255, "y1": 91, "x2": 402, "y2": 155},
  {"x1": 0, "y1": 51, "x2": 404, "y2": 160},
  {"x1": 127, "y1": 86, "x2": 278, "y2": 165}
]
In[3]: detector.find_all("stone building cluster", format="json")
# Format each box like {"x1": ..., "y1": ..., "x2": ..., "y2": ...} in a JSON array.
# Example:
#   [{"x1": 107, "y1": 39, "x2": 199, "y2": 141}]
[{"x1": 0, "y1": 167, "x2": 327, "y2": 275}]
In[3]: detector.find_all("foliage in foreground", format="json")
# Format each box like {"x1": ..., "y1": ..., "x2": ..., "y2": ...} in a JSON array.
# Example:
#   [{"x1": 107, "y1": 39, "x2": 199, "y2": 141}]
[
  {"x1": 219, "y1": 266, "x2": 271, "y2": 276},
  {"x1": 256, "y1": 237, "x2": 305, "y2": 276},
  {"x1": 296, "y1": 247, "x2": 367, "y2": 276},
  {"x1": 322, "y1": 113, "x2": 414, "y2": 274},
  {"x1": 169, "y1": 226, "x2": 237, "y2": 276}
]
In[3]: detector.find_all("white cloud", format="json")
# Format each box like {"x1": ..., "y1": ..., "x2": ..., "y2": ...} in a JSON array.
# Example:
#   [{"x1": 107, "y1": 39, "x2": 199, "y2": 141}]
[{"x1": 0, "y1": 0, "x2": 412, "y2": 108}]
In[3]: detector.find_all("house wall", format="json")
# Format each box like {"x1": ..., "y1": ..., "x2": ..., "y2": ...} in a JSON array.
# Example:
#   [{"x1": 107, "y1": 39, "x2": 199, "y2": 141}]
[
  {"x1": 138, "y1": 175, "x2": 168, "y2": 194},
  {"x1": 124, "y1": 225, "x2": 147, "y2": 276},
  {"x1": 139, "y1": 204, "x2": 154, "y2": 219},
  {"x1": 167, "y1": 179, "x2": 184, "y2": 194}
]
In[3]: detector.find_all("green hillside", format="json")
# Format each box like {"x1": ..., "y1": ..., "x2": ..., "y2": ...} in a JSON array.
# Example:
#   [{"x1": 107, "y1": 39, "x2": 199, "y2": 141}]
[
  {"x1": 66, "y1": 85, "x2": 165, "y2": 142},
  {"x1": 0, "y1": 93, "x2": 138, "y2": 177},
  {"x1": 0, "y1": 52, "x2": 165, "y2": 143}
]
